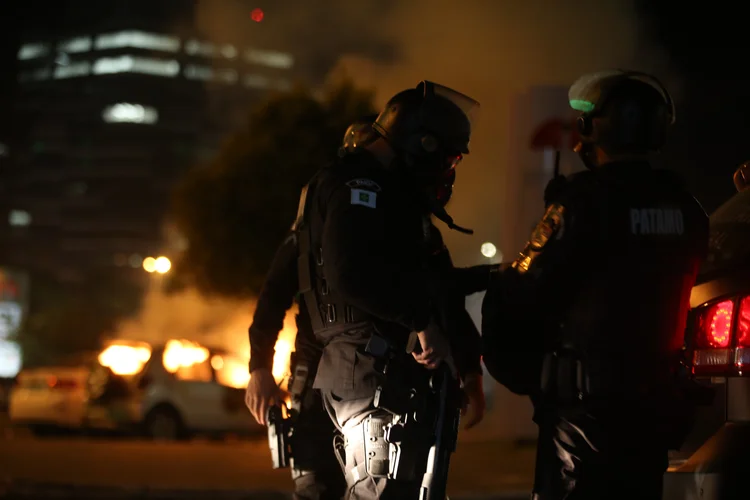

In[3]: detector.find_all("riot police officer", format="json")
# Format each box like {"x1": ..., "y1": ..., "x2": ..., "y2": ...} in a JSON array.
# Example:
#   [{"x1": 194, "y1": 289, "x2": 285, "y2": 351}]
[
  {"x1": 245, "y1": 115, "x2": 380, "y2": 500},
  {"x1": 481, "y1": 70, "x2": 709, "y2": 500},
  {"x1": 296, "y1": 81, "x2": 481, "y2": 499}
]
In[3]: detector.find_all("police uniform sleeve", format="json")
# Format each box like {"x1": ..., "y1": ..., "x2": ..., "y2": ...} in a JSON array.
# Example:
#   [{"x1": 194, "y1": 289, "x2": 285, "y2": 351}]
[
  {"x1": 481, "y1": 184, "x2": 587, "y2": 394},
  {"x1": 248, "y1": 232, "x2": 298, "y2": 372},
  {"x1": 321, "y1": 178, "x2": 431, "y2": 332}
]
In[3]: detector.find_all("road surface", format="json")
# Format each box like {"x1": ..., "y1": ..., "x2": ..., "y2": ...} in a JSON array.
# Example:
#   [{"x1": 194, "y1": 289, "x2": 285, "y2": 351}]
[{"x1": 0, "y1": 422, "x2": 534, "y2": 499}]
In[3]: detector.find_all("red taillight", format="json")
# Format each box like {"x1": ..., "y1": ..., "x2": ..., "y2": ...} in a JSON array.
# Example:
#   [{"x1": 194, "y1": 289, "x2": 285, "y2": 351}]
[
  {"x1": 691, "y1": 296, "x2": 750, "y2": 375},
  {"x1": 696, "y1": 300, "x2": 734, "y2": 348},
  {"x1": 47, "y1": 376, "x2": 79, "y2": 390}
]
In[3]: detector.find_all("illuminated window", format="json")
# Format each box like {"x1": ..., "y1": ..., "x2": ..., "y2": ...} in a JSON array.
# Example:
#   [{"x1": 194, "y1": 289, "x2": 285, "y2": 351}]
[
  {"x1": 185, "y1": 65, "x2": 237, "y2": 84},
  {"x1": 221, "y1": 45, "x2": 237, "y2": 58},
  {"x1": 185, "y1": 39, "x2": 215, "y2": 57},
  {"x1": 18, "y1": 68, "x2": 50, "y2": 83},
  {"x1": 184, "y1": 64, "x2": 213, "y2": 80},
  {"x1": 95, "y1": 31, "x2": 180, "y2": 52},
  {"x1": 102, "y1": 103, "x2": 158, "y2": 124},
  {"x1": 243, "y1": 74, "x2": 271, "y2": 89},
  {"x1": 58, "y1": 36, "x2": 92, "y2": 53},
  {"x1": 54, "y1": 61, "x2": 91, "y2": 79},
  {"x1": 18, "y1": 43, "x2": 49, "y2": 60},
  {"x1": 93, "y1": 56, "x2": 180, "y2": 77},
  {"x1": 8, "y1": 210, "x2": 31, "y2": 227},
  {"x1": 245, "y1": 49, "x2": 294, "y2": 69},
  {"x1": 216, "y1": 68, "x2": 238, "y2": 83}
]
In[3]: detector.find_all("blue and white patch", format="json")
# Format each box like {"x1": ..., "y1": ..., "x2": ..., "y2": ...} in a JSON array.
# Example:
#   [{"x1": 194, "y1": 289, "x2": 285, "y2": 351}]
[
  {"x1": 346, "y1": 178, "x2": 382, "y2": 192},
  {"x1": 351, "y1": 189, "x2": 377, "y2": 209}
]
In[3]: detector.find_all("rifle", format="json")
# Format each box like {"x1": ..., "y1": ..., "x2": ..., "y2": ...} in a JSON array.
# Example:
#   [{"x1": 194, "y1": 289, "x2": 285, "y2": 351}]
[{"x1": 419, "y1": 362, "x2": 463, "y2": 500}]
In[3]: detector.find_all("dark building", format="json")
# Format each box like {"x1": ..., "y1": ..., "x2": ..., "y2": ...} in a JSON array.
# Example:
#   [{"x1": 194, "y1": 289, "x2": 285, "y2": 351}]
[{"x1": 3, "y1": 0, "x2": 298, "y2": 283}]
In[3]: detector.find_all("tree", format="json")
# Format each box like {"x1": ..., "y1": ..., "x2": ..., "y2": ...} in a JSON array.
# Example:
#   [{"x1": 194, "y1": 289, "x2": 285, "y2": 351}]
[
  {"x1": 171, "y1": 79, "x2": 376, "y2": 297},
  {"x1": 15, "y1": 270, "x2": 143, "y2": 367}
]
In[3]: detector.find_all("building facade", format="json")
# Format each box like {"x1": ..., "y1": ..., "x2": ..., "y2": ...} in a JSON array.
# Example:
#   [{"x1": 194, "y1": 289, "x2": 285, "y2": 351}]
[{"x1": 4, "y1": 0, "x2": 297, "y2": 283}]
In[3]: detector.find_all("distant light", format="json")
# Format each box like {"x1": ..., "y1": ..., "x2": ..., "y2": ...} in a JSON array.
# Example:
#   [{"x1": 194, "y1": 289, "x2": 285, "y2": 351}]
[
  {"x1": 245, "y1": 48, "x2": 293, "y2": 69},
  {"x1": 95, "y1": 31, "x2": 180, "y2": 52},
  {"x1": 480, "y1": 242, "x2": 497, "y2": 259},
  {"x1": 143, "y1": 256, "x2": 157, "y2": 273},
  {"x1": 221, "y1": 44, "x2": 237, "y2": 58},
  {"x1": 93, "y1": 56, "x2": 180, "y2": 77},
  {"x1": 0, "y1": 340, "x2": 22, "y2": 378},
  {"x1": 57, "y1": 36, "x2": 92, "y2": 54},
  {"x1": 17, "y1": 43, "x2": 48, "y2": 60},
  {"x1": 8, "y1": 209, "x2": 31, "y2": 227},
  {"x1": 154, "y1": 256, "x2": 171, "y2": 274},
  {"x1": 129, "y1": 254, "x2": 142, "y2": 268},
  {"x1": 251, "y1": 8, "x2": 264, "y2": 22},
  {"x1": 185, "y1": 39, "x2": 215, "y2": 57},
  {"x1": 102, "y1": 103, "x2": 158, "y2": 124},
  {"x1": 54, "y1": 61, "x2": 91, "y2": 79},
  {"x1": 243, "y1": 74, "x2": 271, "y2": 89}
]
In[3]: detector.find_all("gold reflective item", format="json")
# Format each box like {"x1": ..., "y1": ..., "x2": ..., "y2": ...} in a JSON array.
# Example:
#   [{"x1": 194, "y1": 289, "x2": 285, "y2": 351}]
[{"x1": 512, "y1": 203, "x2": 566, "y2": 274}]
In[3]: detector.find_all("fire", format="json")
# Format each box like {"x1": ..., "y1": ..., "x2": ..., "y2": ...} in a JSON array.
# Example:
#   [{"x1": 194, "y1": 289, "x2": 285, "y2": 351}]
[
  {"x1": 162, "y1": 339, "x2": 209, "y2": 373},
  {"x1": 98, "y1": 341, "x2": 152, "y2": 376}
]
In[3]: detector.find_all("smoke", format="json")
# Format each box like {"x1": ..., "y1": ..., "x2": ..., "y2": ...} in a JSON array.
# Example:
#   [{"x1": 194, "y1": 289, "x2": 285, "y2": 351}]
[
  {"x1": 324, "y1": 0, "x2": 678, "y2": 265},
  {"x1": 117, "y1": 0, "x2": 675, "y2": 364}
]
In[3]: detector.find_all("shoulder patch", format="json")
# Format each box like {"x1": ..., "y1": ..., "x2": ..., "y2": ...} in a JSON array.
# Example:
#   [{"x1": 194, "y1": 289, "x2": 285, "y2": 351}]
[
  {"x1": 346, "y1": 178, "x2": 382, "y2": 192},
  {"x1": 351, "y1": 188, "x2": 377, "y2": 209}
]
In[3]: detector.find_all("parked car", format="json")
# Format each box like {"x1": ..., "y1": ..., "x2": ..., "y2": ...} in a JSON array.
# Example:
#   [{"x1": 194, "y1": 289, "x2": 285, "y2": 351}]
[
  {"x1": 663, "y1": 162, "x2": 750, "y2": 499},
  {"x1": 9, "y1": 338, "x2": 266, "y2": 439}
]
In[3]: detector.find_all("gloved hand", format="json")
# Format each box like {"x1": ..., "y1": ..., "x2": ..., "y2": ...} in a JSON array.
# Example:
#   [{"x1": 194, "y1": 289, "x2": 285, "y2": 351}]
[
  {"x1": 245, "y1": 368, "x2": 283, "y2": 426},
  {"x1": 461, "y1": 373, "x2": 486, "y2": 430},
  {"x1": 412, "y1": 324, "x2": 457, "y2": 377}
]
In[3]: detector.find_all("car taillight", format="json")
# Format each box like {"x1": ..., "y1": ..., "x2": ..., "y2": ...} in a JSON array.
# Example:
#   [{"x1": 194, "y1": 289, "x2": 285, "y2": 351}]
[
  {"x1": 47, "y1": 376, "x2": 79, "y2": 390},
  {"x1": 692, "y1": 296, "x2": 750, "y2": 375}
]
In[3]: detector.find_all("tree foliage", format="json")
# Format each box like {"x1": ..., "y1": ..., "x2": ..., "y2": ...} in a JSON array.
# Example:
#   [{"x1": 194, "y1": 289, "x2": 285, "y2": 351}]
[
  {"x1": 171, "y1": 79, "x2": 376, "y2": 297},
  {"x1": 16, "y1": 271, "x2": 142, "y2": 367}
]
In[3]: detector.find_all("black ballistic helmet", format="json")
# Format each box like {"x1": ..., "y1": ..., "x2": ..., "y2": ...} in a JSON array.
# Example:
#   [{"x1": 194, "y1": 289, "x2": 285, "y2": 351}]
[
  {"x1": 569, "y1": 70, "x2": 675, "y2": 154},
  {"x1": 373, "y1": 81, "x2": 479, "y2": 234},
  {"x1": 372, "y1": 81, "x2": 479, "y2": 173},
  {"x1": 340, "y1": 114, "x2": 379, "y2": 154}
]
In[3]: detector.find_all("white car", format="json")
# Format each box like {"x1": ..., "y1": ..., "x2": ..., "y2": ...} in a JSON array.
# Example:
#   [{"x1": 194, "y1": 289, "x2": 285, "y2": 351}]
[
  {"x1": 10, "y1": 338, "x2": 265, "y2": 440},
  {"x1": 8, "y1": 363, "x2": 91, "y2": 434}
]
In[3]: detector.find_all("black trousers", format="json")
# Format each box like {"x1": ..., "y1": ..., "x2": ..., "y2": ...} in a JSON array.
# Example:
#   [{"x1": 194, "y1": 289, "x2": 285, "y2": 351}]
[
  {"x1": 321, "y1": 391, "x2": 423, "y2": 500},
  {"x1": 291, "y1": 388, "x2": 347, "y2": 500},
  {"x1": 531, "y1": 411, "x2": 668, "y2": 500}
]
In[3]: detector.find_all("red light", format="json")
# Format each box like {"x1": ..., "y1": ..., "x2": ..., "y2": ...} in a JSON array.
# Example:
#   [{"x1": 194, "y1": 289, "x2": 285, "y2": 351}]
[
  {"x1": 737, "y1": 296, "x2": 750, "y2": 346},
  {"x1": 706, "y1": 300, "x2": 734, "y2": 348},
  {"x1": 251, "y1": 8, "x2": 264, "y2": 22}
]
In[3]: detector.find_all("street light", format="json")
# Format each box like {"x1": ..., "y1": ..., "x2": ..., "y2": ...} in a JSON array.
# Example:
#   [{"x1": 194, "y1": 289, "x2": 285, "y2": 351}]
[
  {"x1": 154, "y1": 256, "x2": 171, "y2": 274},
  {"x1": 480, "y1": 242, "x2": 497, "y2": 259},
  {"x1": 142, "y1": 256, "x2": 156, "y2": 273}
]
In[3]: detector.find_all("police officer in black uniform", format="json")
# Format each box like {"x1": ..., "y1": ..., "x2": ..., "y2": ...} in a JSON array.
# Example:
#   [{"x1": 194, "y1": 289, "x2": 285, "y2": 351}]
[
  {"x1": 481, "y1": 70, "x2": 709, "y2": 500},
  {"x1": 296, "y1": 81, "x2": 481, "y2": 499},
  {"x1": 245, "y1": 115, "x2": 378, "y2": 500}
]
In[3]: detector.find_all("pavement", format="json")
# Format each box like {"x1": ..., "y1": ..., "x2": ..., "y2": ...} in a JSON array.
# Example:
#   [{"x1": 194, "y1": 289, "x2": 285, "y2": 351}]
[{"x1": 0, "y1": 415, "x2": 535, "y2": 500}]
